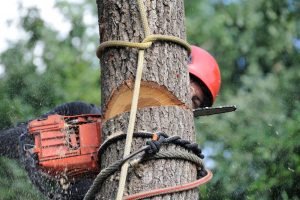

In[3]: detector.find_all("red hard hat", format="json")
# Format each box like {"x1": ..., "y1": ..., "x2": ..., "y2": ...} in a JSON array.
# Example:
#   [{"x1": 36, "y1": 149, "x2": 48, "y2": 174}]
[{"x1": 188, "y1": 45, "x2": 221, "y2": 106}]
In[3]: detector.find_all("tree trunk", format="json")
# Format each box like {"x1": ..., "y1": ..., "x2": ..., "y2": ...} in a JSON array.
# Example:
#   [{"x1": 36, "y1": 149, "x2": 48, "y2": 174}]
[{"x1": 96, "y1": 0, "x2": 198, "y2": 199}]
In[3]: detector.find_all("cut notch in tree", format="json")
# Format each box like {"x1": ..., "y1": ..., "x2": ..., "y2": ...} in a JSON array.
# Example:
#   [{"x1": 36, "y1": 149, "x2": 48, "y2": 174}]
[{"x1": 104, "y1": 81, "x2": 186, "y2": 120}]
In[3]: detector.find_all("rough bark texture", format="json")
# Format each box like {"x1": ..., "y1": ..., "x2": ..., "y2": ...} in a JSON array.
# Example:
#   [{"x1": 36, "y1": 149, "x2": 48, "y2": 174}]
[
  {"x1": 99, "y1": 107, "x2": 198, "y2": 199},
  {"x1": 96, "y1": 0, "x2": 198, "y2": 199},
  {"x1": 98, "y1": 0, "x2": 191, "y2": 115}
]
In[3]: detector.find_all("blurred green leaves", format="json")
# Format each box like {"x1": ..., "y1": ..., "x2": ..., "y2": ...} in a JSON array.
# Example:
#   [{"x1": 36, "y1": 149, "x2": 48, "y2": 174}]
[
  {"x1": 188, "y1": 0, "x2": 300, "y2": 199},
  {"x1": 0, "y1": 0, "x2": 299, "y2": 199},
  {"x1": 0, "y1": 157, "x2": 44, "y2": 200},
  {"x1": 0, "y1": 2, "x2": 100, "y2": 198},
  {"x1": 0, "y1": 0, "x2": 100, "y2": 129}
]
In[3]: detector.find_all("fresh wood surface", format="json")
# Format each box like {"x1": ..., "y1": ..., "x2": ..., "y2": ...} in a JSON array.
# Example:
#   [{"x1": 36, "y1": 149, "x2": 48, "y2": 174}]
[{"x1": 104, "y1": 81, "x2": 185, "y2": 120}]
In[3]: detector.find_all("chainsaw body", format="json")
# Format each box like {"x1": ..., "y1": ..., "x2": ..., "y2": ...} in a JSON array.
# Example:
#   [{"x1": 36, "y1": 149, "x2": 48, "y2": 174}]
[{"x1": 27, "y1": 114, "x2": 101, "y2": 178}]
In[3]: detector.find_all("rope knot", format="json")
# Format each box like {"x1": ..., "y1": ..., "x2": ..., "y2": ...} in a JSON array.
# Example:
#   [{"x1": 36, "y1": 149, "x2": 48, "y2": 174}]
[
  {"x1": 144, "y1": 132, "x2": 204, "y2": 159},
  {"x1": 96, "y1": 34, "x2": 191, "y2": 58},
  {"x1": 145, "y1": 132, "x2": 168, "y2": 154}
]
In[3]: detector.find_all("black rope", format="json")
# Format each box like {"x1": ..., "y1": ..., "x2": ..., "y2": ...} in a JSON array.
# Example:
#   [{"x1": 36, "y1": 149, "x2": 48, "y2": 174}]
[
  {"x1": 85, "y1": 132, "x2": 206, "y2": 200},
  {"x1": 166, "y1": 136, "x2": 204, "y2": 159},
  {"x1": 98, "y1": 131, "x2": 204, "y2": 161},
  {"x1": 97, "y1": 132, "x2": 154, "y2": 160}
]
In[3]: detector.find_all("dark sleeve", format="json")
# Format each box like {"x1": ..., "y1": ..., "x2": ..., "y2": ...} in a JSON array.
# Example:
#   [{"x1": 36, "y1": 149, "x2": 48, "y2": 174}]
[
  {"x1": 42, "y1": 101, "x2": 101, "y2": 117},
  {"x1": 0, "y1": 124, "x2": 27, "y2": 159}
]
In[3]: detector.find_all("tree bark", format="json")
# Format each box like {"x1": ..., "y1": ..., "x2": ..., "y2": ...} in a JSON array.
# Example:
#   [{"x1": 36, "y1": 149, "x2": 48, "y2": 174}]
[{"x1": 96, "y1": 0, "x2": 198, "y2": 199}]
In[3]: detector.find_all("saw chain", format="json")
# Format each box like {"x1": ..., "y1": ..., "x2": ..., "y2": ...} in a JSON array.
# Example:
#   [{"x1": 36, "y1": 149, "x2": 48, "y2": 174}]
[{"x1": 193, "y1": 105, "x2": 237, "y2": 117}]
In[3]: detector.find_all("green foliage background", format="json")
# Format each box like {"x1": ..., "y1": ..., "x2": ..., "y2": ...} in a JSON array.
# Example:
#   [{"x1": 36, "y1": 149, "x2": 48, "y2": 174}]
[{"x1": 0, "y1": 0, "x2": 299, "y2": 199}]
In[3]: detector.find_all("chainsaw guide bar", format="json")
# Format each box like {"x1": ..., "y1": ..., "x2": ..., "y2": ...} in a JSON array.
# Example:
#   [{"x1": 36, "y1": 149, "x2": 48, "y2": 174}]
[{"x1": 193, "y1": 105, "x2": 237, "y2": 117}]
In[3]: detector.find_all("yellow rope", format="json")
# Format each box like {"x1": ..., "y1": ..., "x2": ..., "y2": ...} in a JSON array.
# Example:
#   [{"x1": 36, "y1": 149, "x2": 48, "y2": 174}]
[
  {"x1": 98, "y1": 1, "x2": 191, "y2": 200},
  {"x1": 137, "y1": 0, "x2": 150, "y2": 36},
  {"x1": 116, "y1": 49, "x2": 145, "y2": 200},
  {"x1": 97, "y1": 34, "x2": 191, "y2": 58}
]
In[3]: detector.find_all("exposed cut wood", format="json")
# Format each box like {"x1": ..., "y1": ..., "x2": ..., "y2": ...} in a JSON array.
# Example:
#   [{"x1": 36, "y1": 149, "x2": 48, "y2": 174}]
[{"x1": 104, "y1": 81, "x2": 185, "y2": 120}]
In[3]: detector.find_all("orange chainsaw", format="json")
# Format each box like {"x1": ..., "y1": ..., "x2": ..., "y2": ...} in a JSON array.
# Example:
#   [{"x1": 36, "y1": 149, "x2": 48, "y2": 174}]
[{"x1": 26, "y1": 113, "x2": 101, "y2": 178}]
